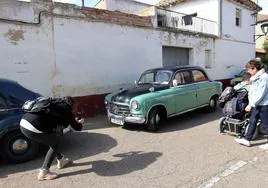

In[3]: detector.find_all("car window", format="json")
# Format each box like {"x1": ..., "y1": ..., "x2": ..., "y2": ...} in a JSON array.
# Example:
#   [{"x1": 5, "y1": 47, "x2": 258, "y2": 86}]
[
  {"x1": 182, "y1": 71, "x2": 192, "y2": 84},
  {"x1": 0, "y1": 94, "x2": 7, "y2": 109},
  {"x1": 174, "y1": 71, "x2": 191, "y2": 85},
  {"x1": 139, "y1": 72, "x2": 154, "y2": 83},
  {"x1": 192, "y1": 70, "x2": 208, "y2": 82},
  {"x1": 155, "y1": 71, "x2": 172, "y2": 84},
  {"x1": 139, "y1": 70, "x2": 172, "y2": 84}
]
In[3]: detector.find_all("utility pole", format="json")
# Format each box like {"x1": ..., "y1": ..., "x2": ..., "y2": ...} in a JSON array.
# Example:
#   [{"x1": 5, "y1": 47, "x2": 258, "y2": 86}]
[{"x1": 82, "y1": 0, "x2": 84, "y2": 7}]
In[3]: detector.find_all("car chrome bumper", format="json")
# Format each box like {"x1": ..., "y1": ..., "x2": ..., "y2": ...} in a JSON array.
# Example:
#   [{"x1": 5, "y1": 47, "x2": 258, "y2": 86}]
[{"x1": 107, "y1": 111, "x2": 146, "y2": 124}]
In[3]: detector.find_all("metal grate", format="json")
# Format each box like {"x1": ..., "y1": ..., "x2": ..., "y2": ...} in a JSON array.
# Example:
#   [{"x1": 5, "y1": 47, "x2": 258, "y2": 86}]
[{"x1": 110, "y1": 103, "x2": 130, "y2": 116}]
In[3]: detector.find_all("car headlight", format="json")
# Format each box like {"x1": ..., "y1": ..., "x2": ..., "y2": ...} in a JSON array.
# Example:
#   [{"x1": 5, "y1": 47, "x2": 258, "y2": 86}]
[
  {"x1": 104, "y1": 100, "x2": 110, "y2": 109},
  {"x1": 131, "y1": 100, "x2": 140, "y2": 110}
]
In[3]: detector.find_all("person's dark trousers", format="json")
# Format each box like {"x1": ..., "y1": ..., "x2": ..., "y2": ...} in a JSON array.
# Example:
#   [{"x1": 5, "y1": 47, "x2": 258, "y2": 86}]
[
  {"x1": 20, "y1": 127, "x2": 63, "y2": 169},
  {"x1": 245, "y1": 105, "x2": 268, "y2": 141}
]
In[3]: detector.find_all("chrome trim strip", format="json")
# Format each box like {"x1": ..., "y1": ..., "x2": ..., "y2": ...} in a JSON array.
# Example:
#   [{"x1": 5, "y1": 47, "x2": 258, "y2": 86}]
[
  {"x1": 111, "y1": 101, "x2": 130, "y2": 106},
  {"x1": 168, "y1": 104, "x2": 209, "y2": 118},
  {"x1": 107, "y1": 111, "x2": 145, "y2": 124}
]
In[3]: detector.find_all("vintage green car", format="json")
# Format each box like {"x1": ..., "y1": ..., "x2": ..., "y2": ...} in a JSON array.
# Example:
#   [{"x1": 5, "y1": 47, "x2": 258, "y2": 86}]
[{"x1": 105, "y1": 66, "x2": 222, "y2": 131}]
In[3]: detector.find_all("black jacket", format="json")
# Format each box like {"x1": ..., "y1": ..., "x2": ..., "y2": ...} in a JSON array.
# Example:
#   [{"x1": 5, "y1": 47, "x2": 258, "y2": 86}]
[{"x1": 22, "y1": 99, "x2": 82, "y2": 133}]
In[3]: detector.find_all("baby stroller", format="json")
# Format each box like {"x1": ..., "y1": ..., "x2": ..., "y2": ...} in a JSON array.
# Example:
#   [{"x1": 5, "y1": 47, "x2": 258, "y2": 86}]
[{"x1": 218, "y1": 86, "x2": 263, "y2": 139}]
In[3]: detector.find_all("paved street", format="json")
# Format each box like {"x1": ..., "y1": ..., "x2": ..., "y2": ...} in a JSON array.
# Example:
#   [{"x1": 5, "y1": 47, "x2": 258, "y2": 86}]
[{"x1": 1, "y1": 108, "x2": 268, "y2": 188}]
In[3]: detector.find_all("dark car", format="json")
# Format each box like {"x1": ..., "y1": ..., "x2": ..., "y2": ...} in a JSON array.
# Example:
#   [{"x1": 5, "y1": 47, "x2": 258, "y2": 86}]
[{"x1": 0, "y1": 78, "x2": 41, "y2": 163}]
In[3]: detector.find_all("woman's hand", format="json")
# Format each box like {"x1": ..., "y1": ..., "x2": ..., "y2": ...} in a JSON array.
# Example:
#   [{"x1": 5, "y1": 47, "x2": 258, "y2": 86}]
[
  {"x1": 75, "y1": 117, "x2": 85, "y2": 124},
  {"x1": 245, "y1": 105, "x2": 252, "y2": 112}
]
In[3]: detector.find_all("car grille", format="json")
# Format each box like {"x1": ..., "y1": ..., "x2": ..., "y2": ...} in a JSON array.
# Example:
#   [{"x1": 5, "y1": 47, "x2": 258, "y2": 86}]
[{"x1": 110, "y1": 103, "x2": 130, "y2": 115}]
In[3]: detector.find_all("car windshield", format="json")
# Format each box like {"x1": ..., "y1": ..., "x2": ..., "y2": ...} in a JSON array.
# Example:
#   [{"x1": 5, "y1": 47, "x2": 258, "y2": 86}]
[{"x1": 138, "y1": 70, "x2": 172, "y2": 85}]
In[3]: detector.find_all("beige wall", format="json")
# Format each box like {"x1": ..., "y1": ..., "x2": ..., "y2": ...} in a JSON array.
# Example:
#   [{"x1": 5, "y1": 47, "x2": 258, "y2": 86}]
[
  {"x1": 95, "y1": 0, "x2": 107, "y2": 10},
  {"x1": 255, "y1": 22, "x2": 268, "y2": 49}
]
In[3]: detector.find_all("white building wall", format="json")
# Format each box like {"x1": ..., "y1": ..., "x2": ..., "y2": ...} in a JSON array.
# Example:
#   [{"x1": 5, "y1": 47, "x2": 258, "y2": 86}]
[
  {"x1": 221, "y1": 0, "x2": 255, "y2": 43},
  {"x1": 169, "y1": 0, "x2": 219, "y2": 22},
  {"x1": 166, "y1": 0, "x2": 256, "y2": 77},
  {"x1": 214, "y1": 39, "x2": 255, "y2": 78},
  {"x1": 0, "y1": 1, "x2": 55, "y2": 96},
  {"x1": 0, "y1": 0, "x2": 35, "y2": 22},
  {"x1": 52, "y1": 17, "x2": 214, "y2": 96},
  {"x1": 166, "y1": 0, "x2": 219, "y2": 36}
]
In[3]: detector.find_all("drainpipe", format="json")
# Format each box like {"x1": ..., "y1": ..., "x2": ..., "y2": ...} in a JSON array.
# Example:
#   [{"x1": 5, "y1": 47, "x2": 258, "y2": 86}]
[{"x1": 219, "y1": 0, "x2": 223, "y2": 38}]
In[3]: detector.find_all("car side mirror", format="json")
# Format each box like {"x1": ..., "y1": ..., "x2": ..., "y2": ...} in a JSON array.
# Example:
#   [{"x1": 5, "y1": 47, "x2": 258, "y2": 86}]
[{"x1": 172, "y1": 79, "x2": 178, "y2": 87}]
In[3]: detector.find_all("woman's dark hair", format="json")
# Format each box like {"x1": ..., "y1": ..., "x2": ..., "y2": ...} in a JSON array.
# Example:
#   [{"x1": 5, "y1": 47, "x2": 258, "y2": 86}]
[
  {"x1": 63, "y1": 96, "x2": 76, "y2": 108},
  {"x1": 242, "y1": 72, "x2": 251, "y2": 81},
  {"x1": 245, "y1": 59, "x2": 264, "y2": 70}
]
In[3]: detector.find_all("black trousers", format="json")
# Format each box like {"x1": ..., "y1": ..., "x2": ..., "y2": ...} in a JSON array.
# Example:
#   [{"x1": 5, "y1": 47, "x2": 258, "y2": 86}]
[
  {"x1": 245, "y1": 105, "x2": 268, "y2": 141},
  {"x1": 20, "y1": 127, "x2": 63, "y2": 170}
]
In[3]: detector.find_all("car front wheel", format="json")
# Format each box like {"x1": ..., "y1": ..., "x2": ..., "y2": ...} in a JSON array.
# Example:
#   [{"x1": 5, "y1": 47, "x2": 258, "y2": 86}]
[
  {"x1": 147, "y1": 108, "x2": 161, "y2": 132},
  {"x1": 2, "y1": 131, "x2": 39, "y2": 163}
]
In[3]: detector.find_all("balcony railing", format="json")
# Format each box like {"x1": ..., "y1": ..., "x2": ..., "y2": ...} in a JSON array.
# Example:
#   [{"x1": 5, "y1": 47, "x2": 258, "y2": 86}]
[{"x1": 156, "y1": 8, "x2": 218, "y2": 36}]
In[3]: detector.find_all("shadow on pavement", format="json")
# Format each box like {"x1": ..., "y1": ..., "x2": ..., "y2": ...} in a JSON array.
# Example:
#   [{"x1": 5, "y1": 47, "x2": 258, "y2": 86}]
[
  {"x1": 60, "y1": 151, "x2": 162, "y2": 177},
  {"x1": 124, "y1": 108, "x2": 222, "y2": 133},
  {"x1": 0, "y1": 131, "x2": 117, "y2": 179},
  {"x1": 159, "y1": 108, "x2": 222, "y2": 133}
]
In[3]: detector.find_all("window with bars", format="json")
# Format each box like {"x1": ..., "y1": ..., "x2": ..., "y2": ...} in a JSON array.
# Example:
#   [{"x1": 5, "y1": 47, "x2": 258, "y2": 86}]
[
  {"x1": 205, "y1": 50, "x2": 212, "y2": 69},
  {"x1": 235, "y1": 8, "x2": 242, "y2": 27}
]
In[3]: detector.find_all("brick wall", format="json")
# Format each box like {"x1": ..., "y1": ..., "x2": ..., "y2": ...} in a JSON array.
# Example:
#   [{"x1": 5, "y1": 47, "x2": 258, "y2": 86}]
[{"x1": 81, "y1": 7, "x2": 153, "y2": 28}]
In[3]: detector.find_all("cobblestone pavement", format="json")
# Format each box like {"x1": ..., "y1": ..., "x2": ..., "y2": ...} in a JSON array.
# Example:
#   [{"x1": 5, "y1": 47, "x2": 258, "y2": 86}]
[{"x1": 1, "y1": 108, "x2": 268, "y2": 188}]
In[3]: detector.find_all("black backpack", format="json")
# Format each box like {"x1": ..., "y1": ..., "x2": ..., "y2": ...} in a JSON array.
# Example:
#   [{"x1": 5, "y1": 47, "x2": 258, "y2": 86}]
[{"x1": 22, "y1": 97, "x2": 52, "y2": 113}]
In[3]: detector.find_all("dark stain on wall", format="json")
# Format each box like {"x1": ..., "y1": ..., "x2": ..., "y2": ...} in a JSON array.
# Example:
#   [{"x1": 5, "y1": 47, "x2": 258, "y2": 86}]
[{"x1": 4, "y1": 29, "x2": 25, "y2": 45}]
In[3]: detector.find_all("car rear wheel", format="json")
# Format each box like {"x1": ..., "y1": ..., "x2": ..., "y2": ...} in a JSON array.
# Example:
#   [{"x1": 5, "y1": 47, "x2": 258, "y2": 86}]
[
  {"x1": 2, "y1": 131, "x2": 39, "y2": 163},
  {"x1": 207, "y1": 97, "x2": 217, "y2": 112},
  {"x1": 147, "y1": 108, "x2": 161, "y2": 132}
]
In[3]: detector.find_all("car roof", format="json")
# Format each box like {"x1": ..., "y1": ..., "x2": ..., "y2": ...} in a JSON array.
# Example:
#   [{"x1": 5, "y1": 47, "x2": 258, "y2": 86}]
[
  {"x1": 0, "y1": 78, "x2": 19, "y2": 85},
  {"x1": 143, "y1": 66, "x2": 205, "y2": 73},
  {"x1": 0, "y1": 78, "x2": 40, "y2": 104}
]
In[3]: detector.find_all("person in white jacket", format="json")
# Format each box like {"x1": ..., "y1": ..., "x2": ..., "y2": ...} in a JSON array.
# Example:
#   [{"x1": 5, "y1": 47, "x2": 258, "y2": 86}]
[{"x1": 235, "y1": 59, "x2": 268, "y2": 146}]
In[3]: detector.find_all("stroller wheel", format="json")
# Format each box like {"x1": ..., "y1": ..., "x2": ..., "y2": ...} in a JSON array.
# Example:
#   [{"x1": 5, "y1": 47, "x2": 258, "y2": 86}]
[{"x1": 219, "y1": 117, "x2": 226, "y2": 133}]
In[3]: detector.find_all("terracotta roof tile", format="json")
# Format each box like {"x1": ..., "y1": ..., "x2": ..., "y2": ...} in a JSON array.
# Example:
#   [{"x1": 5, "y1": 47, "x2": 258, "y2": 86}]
[
  {"x1": 256, "y1": 48, "x2": 266, "y2": 53},
  {"x1": 257, "y1": 14, "x2": 268, "y2": 23}
]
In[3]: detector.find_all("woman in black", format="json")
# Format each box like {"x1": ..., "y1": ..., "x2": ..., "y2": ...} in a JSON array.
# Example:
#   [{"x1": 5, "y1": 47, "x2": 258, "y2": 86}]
[{"x1": 20, "y1": 97, "x2": 84, "y2": 180}]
